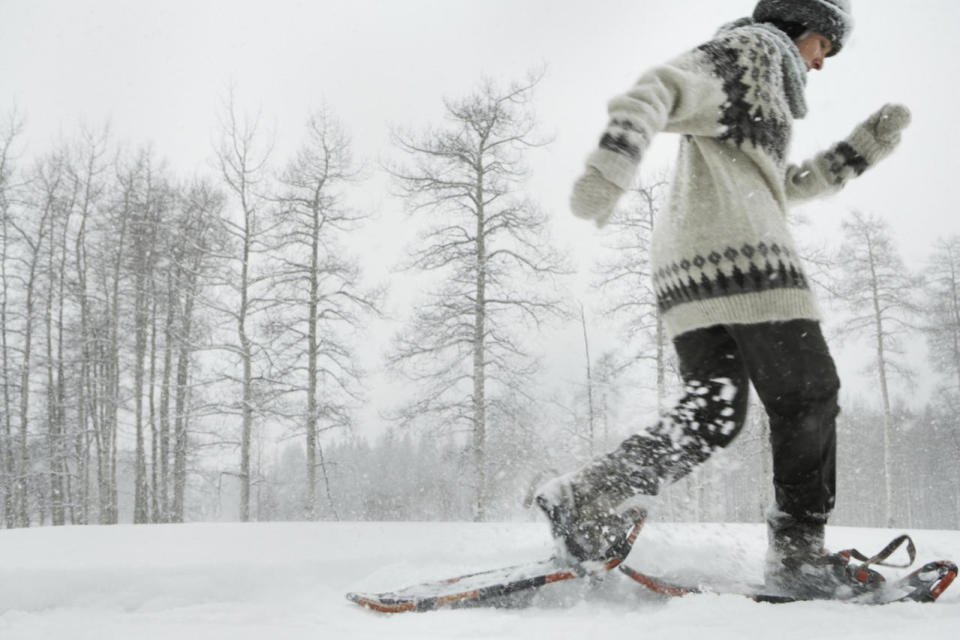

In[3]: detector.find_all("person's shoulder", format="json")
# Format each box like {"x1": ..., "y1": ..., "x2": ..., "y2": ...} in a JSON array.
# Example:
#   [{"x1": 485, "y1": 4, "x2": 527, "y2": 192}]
[{"x1": 694, "y1": 24, "x2": 785, "y2": 64}]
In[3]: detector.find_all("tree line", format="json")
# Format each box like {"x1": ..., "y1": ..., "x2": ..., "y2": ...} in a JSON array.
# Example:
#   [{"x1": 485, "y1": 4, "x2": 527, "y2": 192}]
[
  {"x1": 0, "y1": 93, "x2": 376, "y2": 527},
  {"x1": 1, "y1": 74, "x2": 958, "y2": 530}
]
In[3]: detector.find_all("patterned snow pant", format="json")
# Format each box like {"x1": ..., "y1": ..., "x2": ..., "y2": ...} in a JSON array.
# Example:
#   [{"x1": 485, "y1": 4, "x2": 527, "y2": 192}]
[{"x1": 596, "y1": 319, "x2": 840, "y2": 528}]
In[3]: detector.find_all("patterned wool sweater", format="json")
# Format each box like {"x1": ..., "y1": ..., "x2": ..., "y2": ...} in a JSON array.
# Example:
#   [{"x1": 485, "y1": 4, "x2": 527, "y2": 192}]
[{"x1": 588, "y1": 24, "x2": 891, "y2": 339}]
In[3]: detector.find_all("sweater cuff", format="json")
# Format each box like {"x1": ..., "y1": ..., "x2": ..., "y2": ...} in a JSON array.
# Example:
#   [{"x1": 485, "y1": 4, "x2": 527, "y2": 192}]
[
  {"x1": 585, "y1": 148, "x2": 639, "y2": 191},
  {"x1": 846, "y1": 127, "x2": 895, "y2": 167}
]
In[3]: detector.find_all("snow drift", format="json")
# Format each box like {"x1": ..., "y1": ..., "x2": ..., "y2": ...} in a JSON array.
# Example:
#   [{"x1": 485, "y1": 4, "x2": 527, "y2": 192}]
[{"x1": 0, "y1": 521, "x2": 957, "y2": 639}]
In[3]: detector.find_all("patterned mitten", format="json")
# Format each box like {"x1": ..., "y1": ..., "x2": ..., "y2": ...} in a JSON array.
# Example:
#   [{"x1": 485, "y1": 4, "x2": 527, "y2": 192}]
[
  {"x1": 570, "y1": 167, "x2": 624, "y2": 228},
  {"x1": 846, "y1": 104, "x2": 911, "y2": 164}
]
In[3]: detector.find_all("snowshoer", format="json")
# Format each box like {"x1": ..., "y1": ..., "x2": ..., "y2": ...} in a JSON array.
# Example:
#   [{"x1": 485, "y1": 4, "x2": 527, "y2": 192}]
[{"x1": 537, "y1": 0, "x2": 911, "y2": 599}]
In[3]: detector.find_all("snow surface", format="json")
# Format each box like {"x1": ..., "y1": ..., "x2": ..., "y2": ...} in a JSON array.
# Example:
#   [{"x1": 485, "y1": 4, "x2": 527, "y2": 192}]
[{"x1": 0, "y1": 520, "x2": 957, "y2": 639}]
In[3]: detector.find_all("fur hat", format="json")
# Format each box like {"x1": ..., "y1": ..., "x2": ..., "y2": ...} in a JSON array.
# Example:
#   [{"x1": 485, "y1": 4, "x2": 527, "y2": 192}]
[{"x1": 753, "y1": 0, "x2": 853, "y2": 56}]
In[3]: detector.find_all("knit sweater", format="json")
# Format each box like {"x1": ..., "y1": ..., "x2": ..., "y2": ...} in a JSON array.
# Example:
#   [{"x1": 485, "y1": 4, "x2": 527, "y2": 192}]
[{"x1": 587, "y1": 24, "x2": 897, "y2": 339}]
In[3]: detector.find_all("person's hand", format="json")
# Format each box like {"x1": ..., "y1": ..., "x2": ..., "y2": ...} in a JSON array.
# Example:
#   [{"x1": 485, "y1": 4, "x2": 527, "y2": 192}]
[
  {"x1": 570, "y1": 167, "x2": 624, "y2": 228},
  {"x1": 864, "y1": 103, "x2": 911, "y2": 146},
  {"x1": 845, "y1": 104, "x2": 911, "y2": 165}
]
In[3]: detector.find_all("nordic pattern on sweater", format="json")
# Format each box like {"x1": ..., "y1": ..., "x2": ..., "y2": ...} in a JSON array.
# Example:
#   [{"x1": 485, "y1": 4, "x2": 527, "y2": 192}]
[
  {"x1": 697, "y1": 31, "x2": 791, "y2": 162},
  {"x1": 654, "y1": 241, "x2": 808, "y2": 315}
]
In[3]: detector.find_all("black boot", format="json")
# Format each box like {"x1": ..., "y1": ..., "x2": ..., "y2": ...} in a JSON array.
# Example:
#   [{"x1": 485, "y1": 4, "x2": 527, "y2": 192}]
[
  {"x1": 765, "y1": 511, "x2": 884, "y2": 600},
  {"x1": 535, "y1": 459, "x2": 656, "y2": 564}
]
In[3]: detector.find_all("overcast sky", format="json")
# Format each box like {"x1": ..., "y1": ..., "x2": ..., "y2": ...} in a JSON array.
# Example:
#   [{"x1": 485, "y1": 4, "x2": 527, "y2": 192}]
[{"x1": 3, "y1": 0, "x2": 959, "y2": 415}]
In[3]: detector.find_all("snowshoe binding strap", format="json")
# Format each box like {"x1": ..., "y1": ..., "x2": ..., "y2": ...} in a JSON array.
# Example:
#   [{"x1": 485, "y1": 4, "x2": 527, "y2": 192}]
[
  {"x1": 839, "y1": 534, "x2": 916, "y2": 570},
  {"x1": 605, "y1": 506, "x2": 648, "y2": 562}
]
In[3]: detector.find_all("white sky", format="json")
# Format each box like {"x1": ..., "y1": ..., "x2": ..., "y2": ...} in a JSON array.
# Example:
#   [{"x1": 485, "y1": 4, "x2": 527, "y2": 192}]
[
  {"x1": 5, "y1": 0, "x2": 958, "y2": 255},
  {"x1": 3, "y1": 0, "x2": 959, "y2": 425}
]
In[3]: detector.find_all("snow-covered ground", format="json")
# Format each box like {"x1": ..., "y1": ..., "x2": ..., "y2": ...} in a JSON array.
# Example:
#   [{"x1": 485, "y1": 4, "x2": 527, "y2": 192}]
[{"x1": 0, "y1": 520, "x2": 957, "y2": 639}]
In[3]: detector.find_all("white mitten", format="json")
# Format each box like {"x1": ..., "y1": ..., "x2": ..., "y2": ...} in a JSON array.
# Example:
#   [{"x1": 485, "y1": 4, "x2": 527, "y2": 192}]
[
  {"x1": 570, "y1": 167, "x2": 624, "y2": 228},
  {"x1": 847, "y1": 103, "x2": 912, "y2": 163}
]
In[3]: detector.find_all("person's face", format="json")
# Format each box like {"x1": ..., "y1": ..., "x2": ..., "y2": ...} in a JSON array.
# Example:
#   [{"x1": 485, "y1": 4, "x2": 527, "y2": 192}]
[{"x1": 795, "y1": 31, "x2": 833, "y2": 72}]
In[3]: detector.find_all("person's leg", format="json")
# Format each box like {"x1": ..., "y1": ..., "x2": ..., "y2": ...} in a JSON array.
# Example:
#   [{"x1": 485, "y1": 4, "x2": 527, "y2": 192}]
[
  {"x1": 614, "y1": 323, "x2": 753, "y2": 490},
  {"x1": 728, "y1": 319, "x2": 839, "y2": 543},
  {"x1": 727, "y1": 320, "x2": 849, "y2": 596},
  {"x1": 536, "y1": 324, "x2": 751, "y2": 561}
]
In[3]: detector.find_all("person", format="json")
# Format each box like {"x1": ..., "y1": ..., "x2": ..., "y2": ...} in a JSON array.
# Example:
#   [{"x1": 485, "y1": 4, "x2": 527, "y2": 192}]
[{"x1": 536, "y1": 0, "x2": 911, "y2": 599}]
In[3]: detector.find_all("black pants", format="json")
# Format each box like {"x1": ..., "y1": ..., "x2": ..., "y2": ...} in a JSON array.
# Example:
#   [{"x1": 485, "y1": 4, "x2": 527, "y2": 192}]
[{"x1": 609, "y1": 319, "x2": 840, "y2": 526}]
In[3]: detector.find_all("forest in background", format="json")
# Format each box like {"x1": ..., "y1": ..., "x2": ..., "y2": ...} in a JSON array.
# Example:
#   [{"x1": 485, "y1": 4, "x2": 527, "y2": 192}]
[{"x1": 1, "y1": 74, "x2": 958, "y2": 531}]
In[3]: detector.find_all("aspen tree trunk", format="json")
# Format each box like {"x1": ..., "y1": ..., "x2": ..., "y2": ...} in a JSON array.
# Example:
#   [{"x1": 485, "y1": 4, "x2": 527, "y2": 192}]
[
  {"x1": 863, "y1": 233, "x2": 895, "y2": 527},
  {"x1": 54, "y1": 216, "x2": 70, "y2": 524},
  {"x1": 171, "y1": 216, "x2": 209, "y2": 522},
  {"x1": 238, "y1": 201, "x2": 253, "y2": 522},
  {"x1": 580, "y1": 304, "x2": 596, "y2": 455},
  {"x1": 45, "y1": 196, "x2": 72, "y2": 526},
  {"x1": 0, "y1": 205, "x2": 12, "y2": 527},
  {"x1": 102, "y1": 185, "x2": 131, "y2": 524},
  {"x1": 305, "y1": 199, "x2": 319, "y2": 520},
  {"x1": 947, "y1": 249, "x2": 960, "y2": 391},
  {"x1": 171, "y1": 296, "x2": 192, "y2": 523},
  {"x1": 133, "y1": 264, "x2": 151, "y2": 523},
  {"x1": 71, "y1": 136, "x2": 103, "y2": 526},
  {"x1": 149, "y1": 294, "x2": 160, "y2": 523},
  {"x1": 472, "y1": 180, "x2": 487, "y2": 522},
  {"x1": 159, "y1": 272, "x2": 176, "y2": 521},
  {"x1": 0, "y1": 114, "x2": 23, "y2": 527},
  {"x1": 17, "y1": 197, "x2": 54, "y2": 526}
]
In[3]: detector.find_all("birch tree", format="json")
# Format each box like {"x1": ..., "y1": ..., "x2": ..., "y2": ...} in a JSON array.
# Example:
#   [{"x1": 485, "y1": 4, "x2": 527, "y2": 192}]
[
  {"x1": 833, "y1": 210, "x2": 922, "y2": 527},
  {"x1": 266, "y1": 108, "x2": 380, "y2": 520},
  {"x1": 41, "y1": 143, "x2": 79, "y2": 526},
  {"x1": 67, "y1": 128, "x2": 129, "y2": 525},
  {"x1": 117, "y1": 149, "x2": 158, "y2": 523},
  {"x1": 387, "y1": 74, "x2": 569, "y2": 521},
  {"x1": 8, "y1": 150, "x2": 65, "y2": 526},
  {"x1": 923, "y1": 236, "x2": 960, "y2": 394},
  {"x1": 168, "y1": 179, "x2": 225, "y2": 522},
  {"x1": 0, "y1": 110, "x2": 25, "y2": 527},
  {"x1": 65, "y1": 124, "x2": 110, "y2": 525},
  {"x1": 90, "y1": 149, "x2": 141, "y2": 524},
  {"x1": 214, "y1": 94, "x2": 274, "y2": 521}
]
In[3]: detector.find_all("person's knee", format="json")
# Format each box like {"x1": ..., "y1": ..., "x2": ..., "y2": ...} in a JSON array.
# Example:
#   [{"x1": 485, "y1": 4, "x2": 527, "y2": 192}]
[
  {"x1": 768, "y1": 368, "x2": 840, "y2": 418},
  {"x1": 680, "y1": 376, "x2": 748, "y2": 446}
]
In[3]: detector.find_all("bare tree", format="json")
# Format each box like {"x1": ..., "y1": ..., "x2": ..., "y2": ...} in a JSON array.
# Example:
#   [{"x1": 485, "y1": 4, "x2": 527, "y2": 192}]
[
  {"x1": 8, "y1": 150, "x2": 65, "y2": 526},
  {"x1": 579, "y1": 303, "x2": 597, "y2": 455},
  {"x1": 0, "y1": 109, "x2": 26, "y2": 527},
  {"x1": 833, "y1": 210, "x2": 922, "y2": 527},
  {"x1": 91, "y1": 148, "x2": 143, "y2": 524},
  {"x1": 387, "y1": 74, "x2": 569, "y2": 521},
  {"x1": 0, "y1": 110, "x2": 24, "y2": 527},
  {"x1": 923, "y1": 236, "x2": 960, "y2": 393},
  {"x1": 123, "y1": 150, "x2": 171, "y2": 524},
  {"x1": 266, "y1": 107, "x2": 380, "y2": 520},
  {"x1": 214, "y1": 92, "x2": 274, "y2": 521},
  {"x1": 65, "y1": 124, "x2": 110, "y2": 525},
  {"x1": 169, "y1": 179, "x2": 225, "y2": 522},
  {"x1": 41, "y1": 142, "x2": 80, "y2": 526}
]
